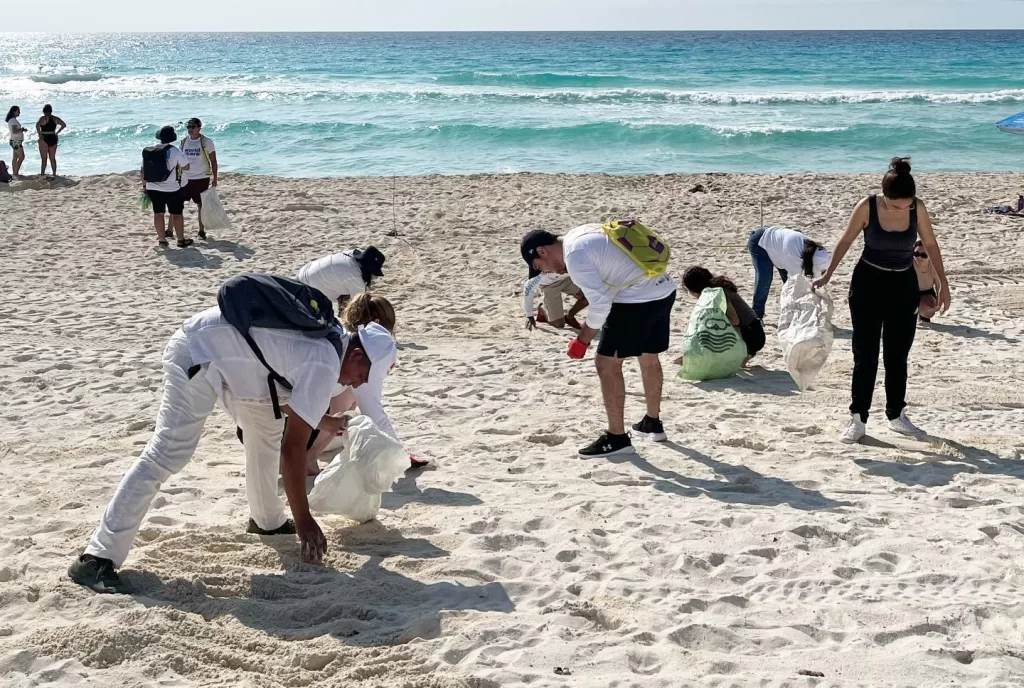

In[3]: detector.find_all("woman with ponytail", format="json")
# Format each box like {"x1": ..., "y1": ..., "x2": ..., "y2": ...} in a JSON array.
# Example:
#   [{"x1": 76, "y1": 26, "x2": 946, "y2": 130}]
[
  {"x1": 681, "y1": 266, "x2": 765, "y2": 365},
  {"x1": 813, "y1": 157, "x2": 950, "y2": 443},
  {"x1": 303, "y1": 293, "x2": 428, "y2": 473},
  {"x1": 747, "y1": 225, "x2": 831, "y2": 320}
]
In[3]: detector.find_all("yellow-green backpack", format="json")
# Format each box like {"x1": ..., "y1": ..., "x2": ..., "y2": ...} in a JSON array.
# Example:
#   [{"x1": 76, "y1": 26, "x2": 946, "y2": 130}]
[{"x1": 602, "y1": 219, "x2": 671, "y2": 278}]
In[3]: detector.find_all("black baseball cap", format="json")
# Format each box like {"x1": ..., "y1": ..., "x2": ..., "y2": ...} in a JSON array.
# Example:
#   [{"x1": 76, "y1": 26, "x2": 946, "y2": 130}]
[
  {"x1": 352, "y1": 246, "x2": 385, "y2": 277},
  {"x1": 520, "y1": 230, "x2": 558, "y2": 278}
]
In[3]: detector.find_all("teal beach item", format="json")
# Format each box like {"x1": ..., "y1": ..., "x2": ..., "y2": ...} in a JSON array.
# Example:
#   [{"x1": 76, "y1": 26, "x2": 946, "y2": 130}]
[{"x1": 678, "y1": 288, "x2": 746, "y2": 382}]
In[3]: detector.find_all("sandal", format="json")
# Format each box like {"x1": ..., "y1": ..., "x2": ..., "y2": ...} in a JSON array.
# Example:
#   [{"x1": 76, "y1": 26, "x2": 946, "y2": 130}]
[
  {"x1": 158, "y1": 240, "x2": 169, "y2": 247},
  {"x1": 177, "y1": 238, "x2": 194, "y2": 248}
]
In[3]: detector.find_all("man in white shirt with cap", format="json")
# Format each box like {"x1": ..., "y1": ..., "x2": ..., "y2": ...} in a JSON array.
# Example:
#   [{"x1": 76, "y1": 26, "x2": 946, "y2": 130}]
[
  {"x1": 68, "y1": 297, "x2": 397, "y2": 594},
  {"x1": 521, "y1": 225, "x2": 677, "y2": 458}
]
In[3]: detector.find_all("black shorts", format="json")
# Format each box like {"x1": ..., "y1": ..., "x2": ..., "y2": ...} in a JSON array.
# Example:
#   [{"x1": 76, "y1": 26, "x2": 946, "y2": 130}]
[
  {"x1": 597, "y1": 291, "x2": 677, "y2": 359},
  {"x1": 740, "y1": 319, "x2": 766, "y2": 356},
  {"x1": 180, "y1": 177, "x2": 210, "y2": 204},
  {"x1": 147, "y1": 189, "x2": 185, "y2": 215}
]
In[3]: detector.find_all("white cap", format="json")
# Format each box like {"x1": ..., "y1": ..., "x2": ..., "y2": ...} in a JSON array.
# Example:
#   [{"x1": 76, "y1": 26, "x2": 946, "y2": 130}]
[{"x1": 358, "y1": 322, "x2": 397, "y2": 383}]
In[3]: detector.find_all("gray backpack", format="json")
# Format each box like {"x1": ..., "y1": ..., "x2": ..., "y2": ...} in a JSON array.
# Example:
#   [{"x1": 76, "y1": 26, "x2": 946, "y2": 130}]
[{"x1": 217, "y1": 273, "x2": 343, "y2": 418}]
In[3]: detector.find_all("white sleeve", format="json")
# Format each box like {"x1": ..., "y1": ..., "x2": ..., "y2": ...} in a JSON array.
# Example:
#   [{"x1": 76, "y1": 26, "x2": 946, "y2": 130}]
[
  {"x1": 566, "y1": 248, "x2": 615, "y2": 330},
  {"x1": 354, "y1": 374, "x2": 399, "y2": 441},
  {"x1": 170, "y1": 147, "x2": 190, "y2": 169},
  {"x1": 205, "y1": 137, "x2": 216, "y2": 153},
  {"x1": 522, "y1": 276, "x2": 542, "y2": 317}
]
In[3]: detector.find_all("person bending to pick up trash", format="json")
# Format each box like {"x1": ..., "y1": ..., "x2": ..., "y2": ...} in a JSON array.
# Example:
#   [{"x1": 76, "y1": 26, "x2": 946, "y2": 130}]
[
  {"x1": 747, "y1": 224, "x2": 831, "y2": 320},
  {"x1": 523, "y1": 268, "x2": 588, "y2": 331},
  {"x1": 521, "y1": 221, "x2": 676, "y2": 458},
  {"x1": 296, "y1": 247, "x2": 386, "y2": 311},
  {"x1": 300, "y1": 292, "x2": 431, "y2": 473},
  {"x1": 680, "y1": 266, "x2": 765, "y2": 367},
  {"x1": 69, "y1": 273, "x2": 397, "y2": 593},
  {"x1": 812, "y1": 157, "x2": 950, "y2": 444}
]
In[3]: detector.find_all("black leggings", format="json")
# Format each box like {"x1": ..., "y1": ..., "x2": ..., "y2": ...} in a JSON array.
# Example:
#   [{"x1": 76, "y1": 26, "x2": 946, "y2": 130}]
[{"x1": 848, "y1": 260, "x2": 919, "y2": 422}]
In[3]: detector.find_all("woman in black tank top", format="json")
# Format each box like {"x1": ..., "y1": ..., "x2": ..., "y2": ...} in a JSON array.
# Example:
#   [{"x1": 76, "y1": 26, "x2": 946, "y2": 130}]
[
  {"x1": 36, "y1": 104, "x2": 66, "y2": 176},
  {"x1": 812, "y1": 158, "x2": 950, "y2": 444}
]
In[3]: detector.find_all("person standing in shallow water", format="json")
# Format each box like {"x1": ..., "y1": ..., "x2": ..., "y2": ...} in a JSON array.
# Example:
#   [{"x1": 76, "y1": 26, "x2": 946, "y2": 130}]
[{"x1": 813, "y1": 157, "x2": 950, "y2": 443}]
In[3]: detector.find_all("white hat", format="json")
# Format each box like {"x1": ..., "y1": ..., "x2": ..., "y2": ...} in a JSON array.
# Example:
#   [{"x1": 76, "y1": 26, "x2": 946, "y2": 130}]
[{"x1": 358, "y1": 322, "x2": 397, "y2": 382}]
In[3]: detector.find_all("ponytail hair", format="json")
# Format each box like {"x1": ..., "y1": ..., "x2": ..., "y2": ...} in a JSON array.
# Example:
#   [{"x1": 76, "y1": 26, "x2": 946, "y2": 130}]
[
  {"x1": 801, "y1": 239, "x2": 824, "y2": 278},
  {"x1": 341, "y1": 292, "x2": 396, "y2": 333},
  {"x1": 882, "y1": 156, "x2": 916, "y2": 200},
  {"x1": 683, "y1": 265, "x2": 738, "y2": 294}
]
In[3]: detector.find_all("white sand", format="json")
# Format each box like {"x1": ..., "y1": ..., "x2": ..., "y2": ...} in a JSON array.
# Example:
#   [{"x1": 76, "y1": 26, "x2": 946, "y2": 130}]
[{"x1": 1, "y1": 171, "x2": 1023, "y2": 687}]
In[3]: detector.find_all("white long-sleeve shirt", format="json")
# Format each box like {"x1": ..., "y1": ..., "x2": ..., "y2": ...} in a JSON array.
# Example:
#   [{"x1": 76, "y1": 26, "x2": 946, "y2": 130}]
[
  {"x1": 296, "y1": 252, "x2": 366, "y2": 302},
  {"x1": 563, "y1": 223, "x2": 676, "y2": 330}
]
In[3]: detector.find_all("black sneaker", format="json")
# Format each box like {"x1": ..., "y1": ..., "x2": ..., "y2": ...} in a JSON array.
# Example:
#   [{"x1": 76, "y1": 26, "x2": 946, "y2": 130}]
[
  {"x1": 246, "y1": 518, "x2": 296, "y2": 535},
  {"x1": 578, "y1": 432, "x2": 636, "y2": 458},
  {"x1": 68, "y1": 554, "x2": 130, "y2": 594},
  {"x1": 632, "y1": 415, "x2": 668, "y2": 442}
]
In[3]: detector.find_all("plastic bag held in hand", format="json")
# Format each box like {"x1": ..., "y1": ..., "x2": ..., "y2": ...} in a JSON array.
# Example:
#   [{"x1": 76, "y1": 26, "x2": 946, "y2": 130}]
[
  {"x1": 307, "y1": 415, "x2": 408, "y2": 523},
  {"x1": 778, "y1": 274, "x2": 834, "y2": 392},
  {"x1": 199, "y1": 187, "x2": 232, "y2": 231},
  {"x1": 567, "y1": 338, "x2": 589, "y2": 359}
]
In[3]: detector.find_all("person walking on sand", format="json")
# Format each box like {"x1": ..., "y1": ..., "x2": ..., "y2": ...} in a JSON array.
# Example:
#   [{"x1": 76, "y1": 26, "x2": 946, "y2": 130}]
[
  {"x1": 179, "y1": 117, "x2": 218, "y2": 240},
  {"x1": 813, "y1": 158, "x2": 950, "y2": 443},
  {"x1": 296, "y1": 247, "x2": 386, "y2": 311},
  {"x1": 523, "y1": 268, "x2": 588, "y2": 331},
  {"x1": 143, "y1": 125, "x2": 193, "y2": 248},
  {"x1": 5, "y1": 105, "x2": 27, "y2": 177},
  {"x1": 747, "y1": 225, "x2": 831, "y2": 319},
  {"x1": 68, "y1": 276, "x2": 397, "y2": 593},
  {"x1": 521, "y1": 224, "x2": 676, "y2": 457},
  {"x1": 35, "y1": 104, "x2": 65, "y2": 176},
  {"x1": 681, "y1": 266, "x2": 765, "y2": 366}
]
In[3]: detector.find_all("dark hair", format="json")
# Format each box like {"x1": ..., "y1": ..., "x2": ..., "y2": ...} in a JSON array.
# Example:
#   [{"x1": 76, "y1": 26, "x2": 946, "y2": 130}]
[
  {"x1": 5, "y1": 106, "x2": 18, "y2": 123},
  {"x1": 156, "y1": 125, "x2": 177, "y2": 144},
  {"x1": 882, "y1": 156, "x2": 916, "y2": 200},
  {"x1": 682, "y1": 266, "x2": 738, "y2": 294},
  {"x1": 42, "y1": 104, "x2": 52, "y2": 115},
  {"x1": 800, "y1": 239, "x2": 825, "y2": 277}
]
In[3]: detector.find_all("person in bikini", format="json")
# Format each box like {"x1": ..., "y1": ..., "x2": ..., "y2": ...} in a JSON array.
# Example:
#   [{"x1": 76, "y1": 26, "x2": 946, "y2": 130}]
[{"x1": 913, "y1": 239, "x2": 940, "y2": 323}]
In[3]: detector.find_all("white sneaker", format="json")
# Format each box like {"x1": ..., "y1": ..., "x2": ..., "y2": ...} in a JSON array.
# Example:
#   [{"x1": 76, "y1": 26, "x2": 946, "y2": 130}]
[
  {"x1": 840, "y1": 415, "x2": 866, "y2": 444},
  {"x1": 888, "y1": 411, "x2": 923, "y2": 436}
]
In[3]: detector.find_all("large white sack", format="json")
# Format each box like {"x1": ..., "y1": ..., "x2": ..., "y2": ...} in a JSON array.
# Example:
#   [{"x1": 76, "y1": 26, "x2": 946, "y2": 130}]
[
  {"x1": 778, "y1": 275, "x2": 834, "y2": 392},
  {"x1": 307, "y1": 414, "x2": 408, "y2": 523},
  {"x1": 199, "y1": 187, "x2": 233, "y2": 231}
]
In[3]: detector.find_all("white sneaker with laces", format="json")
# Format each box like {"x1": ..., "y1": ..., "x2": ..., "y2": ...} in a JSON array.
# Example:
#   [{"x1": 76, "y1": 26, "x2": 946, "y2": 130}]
[
  {"x1": 840, "y1": 415, "x2": 866, "y2": 444},
  {"x1": 888, "y1": 411, "x2": 923, "y2": 436}
]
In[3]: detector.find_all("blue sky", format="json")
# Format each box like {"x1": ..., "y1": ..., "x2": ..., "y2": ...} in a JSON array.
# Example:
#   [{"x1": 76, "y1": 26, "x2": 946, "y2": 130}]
[{"x1": 10, "y1": 0, "x2": 1024, "y2": 32}]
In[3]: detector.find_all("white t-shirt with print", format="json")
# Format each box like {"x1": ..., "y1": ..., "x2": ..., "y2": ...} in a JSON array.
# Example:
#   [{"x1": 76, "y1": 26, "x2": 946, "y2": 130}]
[
  {"x1": 182, "y1": 306, "x2": 342, "y2": 430},
  {"x1": 145, "y1": 145, "x2": 190, "y2": 193},
  {"x1": 180, "y1": 135, "x2": 215, "y2": 183},
  {"x1": 7, "y1": 117, "x2": 24, "y2": 143},
  {"x1": 563, "y1": 223, "x2": 677, "y2": 330}
]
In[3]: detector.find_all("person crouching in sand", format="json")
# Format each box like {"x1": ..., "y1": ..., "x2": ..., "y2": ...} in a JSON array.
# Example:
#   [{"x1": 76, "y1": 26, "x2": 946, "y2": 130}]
[
  {"x1": 521, "y1": 225, "x2": 676, "y2": 458},
  {"x1": 523, "y1": 269, "x2": 588, "y2": 331},
  {"x1": 913, "y1": 239, "x2": 940, "y2": 323},
  {"x1": 681, "y1": 266, "x2": 765, "y2": 367},
  {"x1": 69, "y1": 284, "x2": 396, "y2": 593}
]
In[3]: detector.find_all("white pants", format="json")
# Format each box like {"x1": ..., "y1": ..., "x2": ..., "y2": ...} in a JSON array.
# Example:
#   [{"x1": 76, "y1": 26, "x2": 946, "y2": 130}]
[{"x1": 85, "y1": 329, "x2": 289, "y2": 567}]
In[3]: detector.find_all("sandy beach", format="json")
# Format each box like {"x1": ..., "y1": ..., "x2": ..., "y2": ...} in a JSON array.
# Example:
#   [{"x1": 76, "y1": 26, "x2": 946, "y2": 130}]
[{"x1": 2, "y1": 170, "x2": 1024, "y2": 687}]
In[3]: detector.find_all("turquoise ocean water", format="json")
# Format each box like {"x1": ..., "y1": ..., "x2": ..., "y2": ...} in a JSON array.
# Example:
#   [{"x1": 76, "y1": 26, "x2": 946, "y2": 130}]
[{"x1": 2, "y1": 31, "x2": 1024, "y2": 177}]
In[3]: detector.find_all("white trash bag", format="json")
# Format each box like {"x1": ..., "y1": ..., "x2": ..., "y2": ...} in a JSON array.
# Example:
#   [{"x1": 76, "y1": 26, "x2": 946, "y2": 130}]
[
  {"x1": 307, "y1": 415, "x2": 408, "y2": 523},
  {"x1": 199, "y1": 187, "x2": 233, "y2": 231},
  {"x1": 777, "y1": 274, "x2": 834, "y2": 392}
]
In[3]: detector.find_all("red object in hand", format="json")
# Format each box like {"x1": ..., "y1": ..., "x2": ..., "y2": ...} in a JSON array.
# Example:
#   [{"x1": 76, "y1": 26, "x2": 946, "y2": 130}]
[{"x1": 567, "y1": 338, "x2": 589, "y2": 359}]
